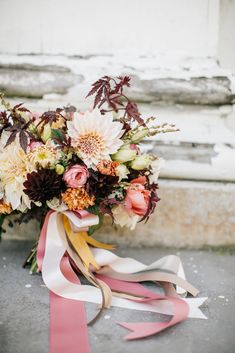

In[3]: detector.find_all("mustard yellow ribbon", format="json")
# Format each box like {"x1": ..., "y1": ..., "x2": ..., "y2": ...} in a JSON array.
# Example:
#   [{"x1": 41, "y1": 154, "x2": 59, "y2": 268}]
[{"x1": 62, "y1": 215, "x2": 114, "y2": 270}]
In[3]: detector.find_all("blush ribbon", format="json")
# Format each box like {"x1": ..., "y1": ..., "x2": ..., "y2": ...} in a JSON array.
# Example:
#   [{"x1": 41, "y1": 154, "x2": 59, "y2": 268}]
[
  {"x1": 37, "y1": 211, "x2": 207, "y2": 352},
  {"x1": 50, "y1": 257, "x2": 90, "y2": 353},
  {"x1": 95, "y1": 274, "x2": 189, "y2": 339}
]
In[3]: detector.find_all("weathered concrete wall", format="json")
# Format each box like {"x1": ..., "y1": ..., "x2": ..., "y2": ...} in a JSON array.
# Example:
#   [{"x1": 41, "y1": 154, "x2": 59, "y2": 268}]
[
  {"x1": 0, "y1": 0, "x2": 220, "y2": 57},
  {"x1": 0, "y1": 64, "x2": 82, "y2": 98},
  {"x1": 95, "y1": 179, "x2": 235, "y2": 248},
  {"x1": 0, "y1": 55, "x2": 234, "y2": 105},
  {"x1": 218, "y1": 0, "x2": 235, "y2": 72},
  {"x1": 2, "y1": 216, "x2": 40, "y2": 242},
  {"x1": 3, "y1": 179, "x2": 235, "y2": 248},
  {"x1": 130, "y1": 76, "x2": 235, "y2": 105}
]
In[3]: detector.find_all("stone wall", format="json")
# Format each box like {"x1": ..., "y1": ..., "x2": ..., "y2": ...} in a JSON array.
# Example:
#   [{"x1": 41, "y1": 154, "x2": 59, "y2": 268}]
[{"x1": 3, "y1": 179, "x2": 235, "y2": 248}]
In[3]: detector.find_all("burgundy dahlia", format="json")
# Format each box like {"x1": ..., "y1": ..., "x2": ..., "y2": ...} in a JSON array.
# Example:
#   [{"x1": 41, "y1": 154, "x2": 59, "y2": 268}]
[{"x1": 23, "y1": 169, "x2": 65, "y2": 203}]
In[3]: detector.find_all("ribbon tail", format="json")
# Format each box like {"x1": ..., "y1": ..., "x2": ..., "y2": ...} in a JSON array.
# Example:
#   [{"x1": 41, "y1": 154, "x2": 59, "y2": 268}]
[
  {"x1": 50, "y1": 256, "x2": 90, "y2": 353},
  {"x1": 83, "y1": 233, "x2": 114, "y2": 250},
  {"x1": 118, "y1": 296, "x2": 189, "y2": 340},
  {"x1": 73, "y1": 232, "x2": 100, "y2": 270},
  {"x1": 184, "y1": 297, "x2": 208, "y2": 319},
  {"x1": 50, "y1": 291, "x2": 90, "y2": 353},
  {"x1": 118, "y1": 322, "x2": 167, "y2": 340}
]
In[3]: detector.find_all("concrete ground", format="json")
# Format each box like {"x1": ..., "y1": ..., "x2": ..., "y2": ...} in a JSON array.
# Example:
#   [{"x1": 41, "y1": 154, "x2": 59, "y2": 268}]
[{"x1": 0, "y1": 240, "x2": 235, "y2": 353}]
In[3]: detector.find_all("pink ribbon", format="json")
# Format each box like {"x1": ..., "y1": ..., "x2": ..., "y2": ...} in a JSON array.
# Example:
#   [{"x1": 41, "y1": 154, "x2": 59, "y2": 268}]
[
  {"x1": 96, "y1": 274, "x2": 189, "y2": 340},
  {"x1": 37, "y1": 210, "x2": 54, "y2": 271},
  {"x1": 37, "y1": 212, "x2": 90, "y2": 353}
]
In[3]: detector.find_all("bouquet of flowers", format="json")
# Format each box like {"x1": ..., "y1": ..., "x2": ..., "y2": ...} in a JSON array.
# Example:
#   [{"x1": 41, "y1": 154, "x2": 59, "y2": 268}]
[
  {"x1": 0, "y1": 76, "x2": 205, "y2": 352},
  {"x1": 0, "y1": 76, "x2": 174, "y2": 257}
]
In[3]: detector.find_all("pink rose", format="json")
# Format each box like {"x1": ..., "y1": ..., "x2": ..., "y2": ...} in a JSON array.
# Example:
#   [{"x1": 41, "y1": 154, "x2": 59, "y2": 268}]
[
  {"x1": 124, "y1": 176, "x2": 150, "y2": 216},
  {"x1": 63, "y1": 164, "x2": 89, "y2": 188}
]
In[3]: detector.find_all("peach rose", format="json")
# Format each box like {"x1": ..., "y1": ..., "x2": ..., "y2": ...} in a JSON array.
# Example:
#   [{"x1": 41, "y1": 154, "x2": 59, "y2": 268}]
[
  {"x1": 124, "y1": 176, "x2": 150, "y2": 216},
  {"x1": 63, "y1": 164, "x2": 89, "y2": 188}
]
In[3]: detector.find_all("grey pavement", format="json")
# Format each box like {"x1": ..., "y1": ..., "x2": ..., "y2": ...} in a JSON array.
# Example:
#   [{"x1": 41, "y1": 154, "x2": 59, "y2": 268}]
[{"x1": 0, "y1": 240, "x2": 235, "y2": 353}]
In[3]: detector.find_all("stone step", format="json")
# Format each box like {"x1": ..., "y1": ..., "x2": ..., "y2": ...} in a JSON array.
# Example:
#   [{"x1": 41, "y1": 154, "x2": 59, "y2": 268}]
[
  {"x1": 0, "y1": 54, "x2": 234, "y2": 105},
  {"x1": 3, "y1": 179, "x2": 235, "y2": 248}
]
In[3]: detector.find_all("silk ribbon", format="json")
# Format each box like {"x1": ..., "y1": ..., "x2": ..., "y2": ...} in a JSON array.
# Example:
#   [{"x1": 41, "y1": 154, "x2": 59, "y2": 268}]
[{"x1": 37, "y1": 210, "x2": 207, "y2": 351}]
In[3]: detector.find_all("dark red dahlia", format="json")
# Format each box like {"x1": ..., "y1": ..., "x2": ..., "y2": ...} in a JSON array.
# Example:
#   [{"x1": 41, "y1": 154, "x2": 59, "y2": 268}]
[{"x1": 23, "y1": 169, "x2": 65, "y2": 203}]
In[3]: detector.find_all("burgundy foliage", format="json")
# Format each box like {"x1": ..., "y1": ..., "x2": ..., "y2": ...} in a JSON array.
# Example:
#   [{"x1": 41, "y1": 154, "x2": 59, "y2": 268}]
[{"x1": 86, "y1": 76, "x2": 145, "y2": 126}]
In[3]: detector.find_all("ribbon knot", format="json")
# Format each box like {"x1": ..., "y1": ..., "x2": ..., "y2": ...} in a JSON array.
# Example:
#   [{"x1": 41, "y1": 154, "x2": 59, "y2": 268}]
[{"x1": 62, "y1": 214, "x2": 114, "y2": 270}]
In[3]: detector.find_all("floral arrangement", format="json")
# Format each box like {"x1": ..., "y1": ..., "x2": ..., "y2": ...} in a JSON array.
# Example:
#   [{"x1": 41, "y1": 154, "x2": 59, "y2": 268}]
[
  {"x1": 0, "y1": 76, "x2": 176, "y2": 238},
  {"x1": 0, "y1": 77, "x2": 205, "y2": 351}
]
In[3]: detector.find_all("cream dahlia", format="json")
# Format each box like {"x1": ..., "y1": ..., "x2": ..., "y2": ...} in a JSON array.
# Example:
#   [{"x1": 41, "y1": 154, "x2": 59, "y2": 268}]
[
  {"x1": 67, "y1": 108, "x2": 123, "y2": 168},
  {"x1": 0, "y1": 141, "x2": 33, "y2": 211},
  {"x1": 27, "y1": 143, "x2": 58, "y2": 168}
]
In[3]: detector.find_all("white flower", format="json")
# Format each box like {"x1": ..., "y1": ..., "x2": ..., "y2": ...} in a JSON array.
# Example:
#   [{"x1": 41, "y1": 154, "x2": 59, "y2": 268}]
[
  {"x1": 67, "y1": 108, "x2": 124, "y2": 168},
  {"x1": 113, "y1": 204, "x2": 140, "y2": 230},
  {"x1": 0, "y1": 140, "x2": 33, "y2": 211},
  {"x1": 149, "y1": 157, "x2": 165, "y2": 183},
  {"x1": 115, "y1": 164, "x2": 130, "y2": 181}
]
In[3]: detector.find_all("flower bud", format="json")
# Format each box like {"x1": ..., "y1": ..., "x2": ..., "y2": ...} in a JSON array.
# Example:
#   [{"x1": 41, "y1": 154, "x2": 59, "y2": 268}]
[
  {"x1": 131, "y1": 154, "x2": 152, "y2": 170},
  {"x1": 41, "y1": 124, "x2": 51, "y2": 143},
  {"x1": 112, "y1": 144, "x2": 137, "y2": 163},
  {"x1": 55, "y1": 164, "x2": 65, "y2": 175},
  {"x1": 47, "y1": 197, "x2": 67, "y2": 212},
  {"x1": 131, "y1": 128, "x2": 148, "y2": 143}
]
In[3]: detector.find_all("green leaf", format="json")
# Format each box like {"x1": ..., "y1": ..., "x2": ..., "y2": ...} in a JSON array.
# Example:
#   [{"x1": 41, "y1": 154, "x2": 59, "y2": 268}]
[
  {"x1": 51, "y1": 128, "x2": 64, "y2": 141},
  {"x1": 87, "y1": 204, "x2": 100, "y2": 215}
]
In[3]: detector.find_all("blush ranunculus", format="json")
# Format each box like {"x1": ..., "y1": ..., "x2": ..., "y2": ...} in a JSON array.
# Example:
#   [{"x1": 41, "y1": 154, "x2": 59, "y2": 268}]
[
  {"x1": 63, "y1": 164, "x2": 89, "y2": 188},
  {"x1": 124, "y1": 176, "x2": 150, "y2": 216}
]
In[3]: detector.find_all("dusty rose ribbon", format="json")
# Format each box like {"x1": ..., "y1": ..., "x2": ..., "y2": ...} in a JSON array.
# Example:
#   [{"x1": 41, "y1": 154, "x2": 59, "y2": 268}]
[
  {"x1": 96, "y1": 274, "x2": 189, "y2": 339},
  {"x1": 37, "y1": 211, "x2": 91, "y2": 353},
  {"x1": 50, "y1": 257, "x2": 90, "y2": 353}
]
